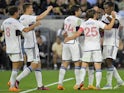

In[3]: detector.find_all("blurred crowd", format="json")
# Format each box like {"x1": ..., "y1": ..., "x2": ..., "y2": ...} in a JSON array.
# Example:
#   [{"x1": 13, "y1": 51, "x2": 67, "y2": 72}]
[{"x1": 0, "y1": 0, "x2": 124, "y2": 19}]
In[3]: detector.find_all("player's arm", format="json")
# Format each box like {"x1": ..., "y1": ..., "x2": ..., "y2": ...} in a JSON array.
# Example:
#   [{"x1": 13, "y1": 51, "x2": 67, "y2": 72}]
[
  {"x1": 64, "y1": 27, "x2": 83, "y2": 42},
  {"x1": 36, "y1": 6, "x2": 53, "y2": 21},
  {"x1": 23, "y1": 21, "x2": 41, "y2": 32},
  {"x1": 104, "y1": 11, "x2": 116, "y2": 30}
]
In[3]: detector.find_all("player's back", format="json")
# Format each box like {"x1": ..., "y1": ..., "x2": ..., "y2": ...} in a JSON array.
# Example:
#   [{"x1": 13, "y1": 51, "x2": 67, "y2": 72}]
[
  {"x1": 64, "y1": 16, "x2": 82, "y2": 44},
  {"x1": 64, "y1": 16, "x2": 81, "y2": 37},
  {"x1": 81, "y1": 18, "x2": 103, "y2": 51},
  {"x1": 1, "y1": 18, "x2": 22, "y2": 53}
]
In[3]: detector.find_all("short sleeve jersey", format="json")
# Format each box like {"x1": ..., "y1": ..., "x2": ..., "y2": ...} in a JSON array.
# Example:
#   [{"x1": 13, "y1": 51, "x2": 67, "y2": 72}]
[
  {"x1": 19, "y1": 15, "x2": 37, "y2": 48},
  {"x1": 64, "y1": 16, "x2": 83, "y2": 43},
  {"x1": 101, "y1": 13, "x2": 122, "y2": 47},
  {"x1": 79, "y1": 18, "x2": 106, "y2": 51},
  {"x1": 1, "y1": 18, "x2": 25, "y2": 53}
]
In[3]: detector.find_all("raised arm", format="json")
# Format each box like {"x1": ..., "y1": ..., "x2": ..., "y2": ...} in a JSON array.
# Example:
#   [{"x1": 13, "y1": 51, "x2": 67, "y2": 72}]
[
  {"x1": 104, "y1": 11, "x2": 116, "y2": 30},
  {"x1": 36, "y1": 6, "x2": 53, "y2": 21}
]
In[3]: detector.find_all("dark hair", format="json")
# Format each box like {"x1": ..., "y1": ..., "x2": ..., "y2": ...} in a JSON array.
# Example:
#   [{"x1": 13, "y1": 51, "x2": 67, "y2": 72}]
[
  {"x1": 104, "y1": 1, "x2": 114, "y2": 8},
  {"x1": 23, "y1": 3, "x2": 32, "y2": 12},
  {"x1": 70, "y1": 5, "x2": 80, "y2": 15},
  {"x1": 86, "y1": 9, "x2": 96, "y2": 19},
  {"x1": 8, "y1": 6, "x2": 18, "y2": 16}
]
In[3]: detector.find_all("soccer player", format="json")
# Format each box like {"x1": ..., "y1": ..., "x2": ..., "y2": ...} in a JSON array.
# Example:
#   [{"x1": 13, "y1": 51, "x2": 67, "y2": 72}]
[
  {"x1": 101, "y1": 1, "x2": 124, "y2": 89},
  {"x1": 0, "y1": 6, "x2": 40, "y2": 92},
  {"x1": 15, "y1": 3, "x2": 53, "y2": 90},
  {"x1": 64, "y1": 9, "x2": 115, "y2": 90},
  {"x1": 87, "y1": 6, "x2": 104, "y2": 90},
  {"x1": 57, "y1": 5, "x2": 83, "y2": 90}
]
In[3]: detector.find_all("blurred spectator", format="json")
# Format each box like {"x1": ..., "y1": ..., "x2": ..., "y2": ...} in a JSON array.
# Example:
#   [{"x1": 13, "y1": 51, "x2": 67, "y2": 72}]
[
  {"x1": 118, "y1": 0, "x2": 124, "y2": 10},
  {"x1": 0, "y1": 42, "x2": 10, "y2": 70},
  {"x1": 80, "y1": 0, "x2": 92, "y2": 18},
  {"x1": 52, "y1": 0, "x2": 68, "y2": 15},
  {"x1": 96, "y1": 0, "x2": 105, "y2": 9},
  {"x1": 0, "y1": 0, "x2": 8, "y2": 19},
  {"x1": 35, "y1": 30, "x2": 47, "y2": 43},
  {"x1": 68, "y1": 0, "x2": 79, "y2": 11},
  {"x1": 52, "y1": 36, "x2": 62, "y2": 69},
  {"x1": 56, "y1": 23, "x2": 64, "y2": 41},
  {"x1": 80, "y1": 0, "x2": 92, "y2": 9},
  {"x1": 37, "y1": 36, "x2": 48, "y2": 63},
  {"x1": 118, "y1": 0, "x2": 124, "y2": 17},
  {"x1": 87, "y1": 0, "x2": 97, "y2": 6},
  {"x1": 40, "y1": 0, "x2": 54, "y2": 15},
  {"x1": 115, "y1": 39, "x2": 124, "y2": 68}
]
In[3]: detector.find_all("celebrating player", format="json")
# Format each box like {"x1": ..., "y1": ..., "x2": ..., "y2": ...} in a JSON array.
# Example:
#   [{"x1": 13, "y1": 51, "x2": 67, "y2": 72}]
[
  {"x1": 57, "y1": 5, "x2": 83, "y2": 90},
  {"x1": 65, "y1": 9, "x2": 115, "y2": 90},
  {"x1": 15, "y1": 3, "x2": 53, "y2": 90},
  {"x1": 101, "y1": 1, "x2": 124, "y2": 89},
  {"x1": 1, "y1": 6, "x2": 40, "y2": 92}
]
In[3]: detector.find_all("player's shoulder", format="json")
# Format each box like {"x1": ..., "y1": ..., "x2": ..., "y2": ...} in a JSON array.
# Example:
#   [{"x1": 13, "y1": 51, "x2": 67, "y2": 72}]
[
  {"x1": 65, "y1": 16, "x2": 78, "y2": 21},
  {"x1": 3, "y1": 18, "x2": 17, "y2": 24}
]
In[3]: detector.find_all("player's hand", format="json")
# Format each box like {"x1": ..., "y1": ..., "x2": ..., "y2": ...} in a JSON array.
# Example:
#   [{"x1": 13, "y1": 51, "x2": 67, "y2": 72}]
[
  {"x1": 47, "y1": 6, "x2": 53, "y2": 11},
  {"x1": 35, "y1": 21, "x2": 41, "y2": 27},
  {"x1": 64, "y1": 37, "x2": 70, "y2": 43},
  {"x1": 111, "y1": 11, "x2": 116, "y2": 18}
]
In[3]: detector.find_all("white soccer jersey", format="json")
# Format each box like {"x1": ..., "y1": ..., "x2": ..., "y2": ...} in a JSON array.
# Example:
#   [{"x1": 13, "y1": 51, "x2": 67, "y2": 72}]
[
  {"x1": 19, "y1": 15, "x2": 37, "y2": 48},
  {"x1": 1, "y1": 18, "x2": 25, "y2": 53},
  {"x1": 79, "y1": 18, "x2": 106, "y2": 51},
  {"x1": 64, "y1": 16, "x2": 83, "y2": 43},
  {"x1": 101, "y1": 13, "x2": 122, "y2": 47}
]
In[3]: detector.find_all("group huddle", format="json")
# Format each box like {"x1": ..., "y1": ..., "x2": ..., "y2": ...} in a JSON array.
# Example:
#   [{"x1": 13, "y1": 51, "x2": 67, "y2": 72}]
[{"x1": 57, "y1": 1, "x2": 124, "y2": 90}]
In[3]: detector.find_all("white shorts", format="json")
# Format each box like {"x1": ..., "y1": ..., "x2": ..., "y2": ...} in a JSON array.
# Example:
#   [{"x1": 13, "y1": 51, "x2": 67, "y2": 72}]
[
  {"x1": 62, "y1": 41, "x2": 82, "y2": 62},
  {"x1": 103, "y1": 45, "x2": 118, "y2": 60},
  {"x1": 9, "y1": 53, "x2": 24, "y2": 62},
  {"x1": 81, "y1": 50, "x2": 103, "y2": 62},
  {"x1": 25, "y1": 44, "x2": 40, "y2": 63}
]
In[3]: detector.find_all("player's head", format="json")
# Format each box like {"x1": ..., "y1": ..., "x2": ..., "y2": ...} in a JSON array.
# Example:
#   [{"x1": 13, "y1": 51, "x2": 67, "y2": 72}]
[
  {"x1": 103, "y1": 1, "x2": 114, "y2": 15},
  {"x1": 70, "y1": 5, "x2": 82, "y2": 17},
  {"x1": 93, "y1": 6, "x2": 103, "y2": 20},
  {"x1": 23, "y1": 3, "x2": 33, "y2": 14},
  {"x1": 8, "y1": 6, "x2": 19, "y2": 18},
  {"x1": 86, "y1": 9, "x2": 98, "y2": 19}
]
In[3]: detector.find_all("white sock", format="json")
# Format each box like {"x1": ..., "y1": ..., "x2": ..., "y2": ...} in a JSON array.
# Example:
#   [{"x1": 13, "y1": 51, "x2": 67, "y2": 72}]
[
  {"x1": 88, "y1": 67, "x2": 94, "y2": 85},
  {"x1": 10, "y1": 69, "x2": 19, "y2": 87},
  {"x1": 95, "y1": 69, "x2": 102, "y2": 88},
  {"x1": 106, "y1": 67, "x2": 114, "y2": 86},
  {"x1": 80, "y1": 67, "x2": 86, "y2": 84},
  {"x1": 16, "y1": 66, "x2": 32, "y2": 81},
  {"x1": 23, "y1": 64, "x2": 27, "y2": 70},
  {"x1": 113, "y1": 66, "x2": 123, "y2": 83},
  {"x1": 35, "y1": 69, "x2": 43, "y2": 87},
  {"x1": 58, "y1": 66, "x2": 66, "y2": 85},
  {"x1": 74, "y1": 66, "x2": 80, "y2": 85}
]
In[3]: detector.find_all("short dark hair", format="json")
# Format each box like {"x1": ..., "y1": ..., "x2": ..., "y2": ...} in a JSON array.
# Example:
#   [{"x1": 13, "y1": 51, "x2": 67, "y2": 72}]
[
  {"x1": 104, "y1": 1, "x2": 115, "y2": 8},
  {"x1": 8, "y1": 6, "x2": 18, "y2": 16},
  {"x1": 70, "y1": 5, "x2": 80, "y2": 15},
  {"x1": 23, "y1": 3, "x2": 32, "y2": 12},
  {"x1": 86, "y1": 9, "x2": 96, "y2": 19}
]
